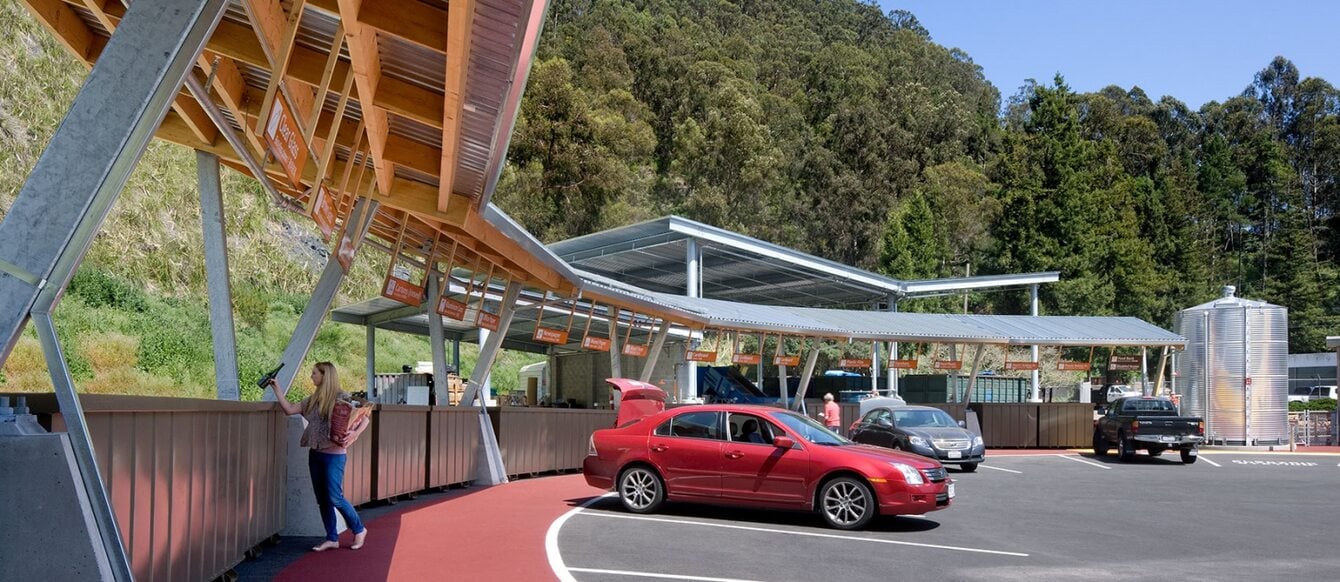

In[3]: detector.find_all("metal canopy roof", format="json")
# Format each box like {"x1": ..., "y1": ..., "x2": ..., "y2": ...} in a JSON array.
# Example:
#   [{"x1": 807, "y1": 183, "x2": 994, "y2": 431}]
[
  {"x1": 332, "y1": 269, "x2": 1186, "y2": 352},
  {"x1": 549, "y1": 216, "x2": 1060, "y2": 308}
]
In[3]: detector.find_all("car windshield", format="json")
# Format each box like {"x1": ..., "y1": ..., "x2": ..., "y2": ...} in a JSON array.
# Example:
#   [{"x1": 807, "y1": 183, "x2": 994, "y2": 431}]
[
  {"x1": 772, "y1": 411, "x2": 849, "y2": 446},
  {"x1": 1289, "y1": 387, "x2": 1313, "y2": 396},
  {"x1": 893, "y1": 409, "x2": 957, "y2": 428}
]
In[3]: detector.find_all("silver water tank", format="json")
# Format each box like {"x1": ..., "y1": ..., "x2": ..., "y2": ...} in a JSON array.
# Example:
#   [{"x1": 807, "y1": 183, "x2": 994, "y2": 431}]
[{"x1": 1174, "y1": 285, "x2": 1288, "y2": 445}]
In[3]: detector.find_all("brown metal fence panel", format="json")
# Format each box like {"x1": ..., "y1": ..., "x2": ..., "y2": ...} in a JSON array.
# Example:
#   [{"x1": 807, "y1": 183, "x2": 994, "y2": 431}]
[
  {"x1": 497, "y1": 409, "x2": 615, "y2": 476},
  {"x1": 428, "y1": 407, "x2": 480, "y2": 487},
  {"x1": 1038, "y1": 403, "x2": 1094, "y2": 447},
  {"x1": 44, "y1": 396, "x2": 285, "y2": 582},
  {"x1": 372, "y1": 405, "x2": 429, "y2": 501},
  {"x1": 925, "y1": 403, "x2": 968, "y2": 422},
  {"x1": 980, "y1": 404, "x2": 1039, "y2": 447}
]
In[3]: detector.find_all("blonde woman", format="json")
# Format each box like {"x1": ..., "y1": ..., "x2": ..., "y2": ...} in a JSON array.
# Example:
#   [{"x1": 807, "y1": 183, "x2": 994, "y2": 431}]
[{"x1": 268, "y1": 362, "x2": 370, "y2": 551}]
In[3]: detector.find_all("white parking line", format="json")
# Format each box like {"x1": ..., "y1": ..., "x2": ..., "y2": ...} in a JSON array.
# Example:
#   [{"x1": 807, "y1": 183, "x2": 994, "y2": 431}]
[
  {"x1": 1199, "y1": 457, "x2": 1221, "y2": 467},
  {"x1": 567, "y1": 567, "x2": 763, "y2": 581},
  {"x1": 548, "y1": 493, "x2": 615, "y2": 582},
  {"x1": 1058, "y1": 454, "x2": 1111, "y2": 470},
  {"x1": 979, "y1": 464, "x2": 1022, "y2": 474},
  {"x1": 576, "y1": 511, "x2": 1030, "y2": 557}
]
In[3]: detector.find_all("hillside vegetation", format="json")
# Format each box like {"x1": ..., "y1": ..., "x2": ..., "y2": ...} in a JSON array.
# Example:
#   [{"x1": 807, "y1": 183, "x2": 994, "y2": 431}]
[{"x1": 3, "y1": 0, "x2": 1340, "y2": 398}]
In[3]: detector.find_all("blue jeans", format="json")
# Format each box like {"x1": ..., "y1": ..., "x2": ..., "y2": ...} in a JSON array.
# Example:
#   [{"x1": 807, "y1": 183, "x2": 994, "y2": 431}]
[{"x1": 308, "y1": 450, "x2": 365, "y2": 542}]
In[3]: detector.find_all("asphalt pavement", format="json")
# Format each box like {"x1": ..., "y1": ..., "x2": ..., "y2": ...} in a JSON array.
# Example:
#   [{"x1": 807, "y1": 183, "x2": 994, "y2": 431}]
[{"x1": 553, "y1": 450, "x2": 1340, "y2": 581}]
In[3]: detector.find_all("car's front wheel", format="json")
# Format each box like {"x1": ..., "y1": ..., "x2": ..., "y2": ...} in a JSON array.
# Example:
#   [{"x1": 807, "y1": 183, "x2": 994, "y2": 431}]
[
  {"x1": 960, "y1": 463, "x2": 978, "y2": 472},
  {"x1": 618, "y1": 466, "x2": 665, "y2": 514},
  {"x1": 818, "y1": 476, "x2": 876, "y2": 530}
]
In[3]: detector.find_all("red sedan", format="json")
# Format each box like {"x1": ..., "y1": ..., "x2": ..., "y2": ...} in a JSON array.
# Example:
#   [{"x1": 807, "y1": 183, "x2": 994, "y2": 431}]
[{"x1": 583, "y1": 403, "x2": 953, "y2": 529}]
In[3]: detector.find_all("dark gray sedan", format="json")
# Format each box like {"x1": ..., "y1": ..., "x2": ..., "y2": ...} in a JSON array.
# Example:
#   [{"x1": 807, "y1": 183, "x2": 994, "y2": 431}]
[{"x1": 848, "y1": 405, "x2": 985, "y2": 471}]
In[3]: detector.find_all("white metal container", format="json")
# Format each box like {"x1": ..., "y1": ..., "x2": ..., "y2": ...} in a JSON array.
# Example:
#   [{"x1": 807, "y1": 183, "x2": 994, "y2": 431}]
[{"x1": 1174, "y1": 286, "x2": 1288, "y2": 445}]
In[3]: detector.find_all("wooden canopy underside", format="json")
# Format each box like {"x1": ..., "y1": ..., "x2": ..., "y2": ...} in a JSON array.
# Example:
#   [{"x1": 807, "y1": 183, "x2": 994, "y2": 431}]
[{"x1": 21, "y1": 0, "x2": 574, "y2": 295}]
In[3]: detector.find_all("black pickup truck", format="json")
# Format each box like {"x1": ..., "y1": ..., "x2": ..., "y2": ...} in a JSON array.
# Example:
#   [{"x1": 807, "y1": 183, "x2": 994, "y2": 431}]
[{"x1": 1093, "y1": 396, "x2": 1204, "y2": 463}]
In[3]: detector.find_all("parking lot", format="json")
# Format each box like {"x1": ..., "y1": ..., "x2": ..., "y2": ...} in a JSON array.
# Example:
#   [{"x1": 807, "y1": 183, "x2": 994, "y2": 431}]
[{"x1": 551, "y1": 450, "x2": 1340, "y2": 581}]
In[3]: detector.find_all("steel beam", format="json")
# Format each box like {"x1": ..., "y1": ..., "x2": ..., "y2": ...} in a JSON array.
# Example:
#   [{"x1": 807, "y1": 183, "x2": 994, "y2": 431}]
[
  {"x1": 963, "y1": 345, "x2": 987, "y2": 404},
  {"x1": 792, "y1": 342, "x2": 821, "y2": 412},
  {"x1": 460, "y1": 281, "x2": 522, "y2": 485},
  {"x1": 637, "y1": 323, "x2": 672, "y2": 383},
  {"x1": 427, "y1": 273, "x2": 448, "y2": 403},
  {"x1": 198, "y1": 151, "x2": 241, "y2": 400},
  {"x1": 1030, "y1": 283, "x2": 1040, "y2": 400},
  {"x1": 0, "y1": 0, "x2": 229, "y2": 367},
  {"x1": 607, "y1": 313, "x2": 622, "y2": 378},
  {"x1": 268, "y1": 197, "x2": 378, "y2": 397},
  {"x1": 366, "y1": 323, "x2": 376, "y2": 396},
  {"x1": 685, "y1": 238, "x2": 700, "y2": 401}
]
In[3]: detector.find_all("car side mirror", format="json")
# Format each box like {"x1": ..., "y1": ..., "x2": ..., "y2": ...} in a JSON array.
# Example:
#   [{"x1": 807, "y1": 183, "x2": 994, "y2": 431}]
[
  {"x1": 876, "y1": 418, "x2": 892, "y2": 427},
  {"x1": 772, "y1": 436, "x2": 795, "y2": 449},
  {"x1": 957, "y1": 420, "x2": 966, "y2": 428}
]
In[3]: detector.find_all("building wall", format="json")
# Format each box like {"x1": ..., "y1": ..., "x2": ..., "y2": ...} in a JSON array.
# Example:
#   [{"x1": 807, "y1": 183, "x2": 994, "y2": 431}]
[
  {"x1": 551, "y1": 339, "x2": 687, "y2": 408},
  {"x1": 1288, "y1": 352, "x2": 1337, "y2": 392}
]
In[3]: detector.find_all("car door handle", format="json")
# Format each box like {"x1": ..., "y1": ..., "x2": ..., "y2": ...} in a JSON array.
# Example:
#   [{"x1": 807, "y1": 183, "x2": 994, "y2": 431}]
[
  {"x1": 651, "y1": 444, "x2": 668, "y2": 452},
  {"x1": 725, "y1": 451, "x2": 744, "y2": 459}
]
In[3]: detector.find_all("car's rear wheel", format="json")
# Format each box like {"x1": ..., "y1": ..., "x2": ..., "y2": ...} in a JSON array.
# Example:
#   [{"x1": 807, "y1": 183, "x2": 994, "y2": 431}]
[
  {"x1": 1180, "y1": 448, "x2": 1198, "y2": 464},
  {"x1": 1093, "y1": 431, "x2": 1110, "y2": 456},
  {"x1": 818, "y1": 476, "x2": 876, "y2": 530},
  {"x1": 960, "y1": 462, "x2": 978, "y2": 472},
  {"x1": 1117, "y1": 433, "x2": 1135, "y2": 462},
  {"x1": 618, "y1": 466, "x2": 665, "y2": 514}
]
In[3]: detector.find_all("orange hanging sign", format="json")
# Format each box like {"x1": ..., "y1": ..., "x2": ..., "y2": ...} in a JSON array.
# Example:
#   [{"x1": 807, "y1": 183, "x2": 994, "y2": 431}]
[
  {"x1": 381, "y1": 274, "x2": 424, "y2": 306},
  {"x1": 437, "y1": 296, "x2": 467, "y2": 320},
  {"x1": 773, "y1": 355, "x2": 801, "y2": 367},
  {"x1": 933, "y1": 360, "x2": 963, "y2": 370},
  {"x1": 686, "y1": 350, "x2": 718, "y2": 362},
  {"x1": 622, "y1": 343, "x2": 649, "y2": 357},
  {"x1": 1057, "y1": 360, "x2": 1091, "y2": 371},
  {"x1": 731, "y1": 353, "x2": 761, "y2": 365},
  {"x1": 533, "y1": 327, "x2": 569, "y2": 345},
  {"x1": 582, "y1": 336, "x2": 612, "y2": 351},
  {"x1": 889, "y1": 359, "x2": 918, "y2": 369},
  {"x1": 1005, "y1": 361, "x2": 1040, "y2": 371},
  {"x1": 263, "y1": 95, "x2": 308, "y2": 188},
  {"x1": 477, "y1": 310, "x2": 500, "y2": 332},
  {"x1": 839, "y1": 358, "x2": 872, "y2": 368},
  {"x1": 310, "y1": 185, "x2": 336, "y2": 242}
]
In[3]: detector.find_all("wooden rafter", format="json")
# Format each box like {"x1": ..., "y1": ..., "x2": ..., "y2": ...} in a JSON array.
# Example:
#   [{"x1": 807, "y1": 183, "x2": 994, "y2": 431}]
[
  {"x1": 439, "y1": 0, "x2": 475, "y2": 213},
  {"x1": 335, "y1": 0, "x2": 394, "y2": 196},
  {"x1": 242, "y1": 0, "x2": 316, "y2": 135}
]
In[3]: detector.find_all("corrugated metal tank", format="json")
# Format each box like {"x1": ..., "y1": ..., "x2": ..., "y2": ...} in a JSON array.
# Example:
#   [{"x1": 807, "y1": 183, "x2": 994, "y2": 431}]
[{"x1": 1174, "y1": 286, "x2": 1288, "y2": 445}]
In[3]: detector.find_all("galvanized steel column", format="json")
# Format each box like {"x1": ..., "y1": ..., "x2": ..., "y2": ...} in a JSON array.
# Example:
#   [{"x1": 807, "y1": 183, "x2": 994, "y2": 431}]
[
  {"x1": 607, "y1": 312, "x2": 622, "y2": 379},
  {"x1": 198, "y1": 151, "x2": 240, "y2": 400},
  {"x1": 1030, "y1": 283, "x2": 1040, "y2": 401},
  {"x1": 638, "y1": 323, "x2": 672, "y2": 383},
  {"x1": 792, "y1": 340, "x2": 821, "y2": 411},
  {"x1": 685, "y1": 238, "x2": 701, "y2": 401},
  {"x1": 461, "y1": 281, "x2": 522, "y2": 485},
  {"x1": 888, "y1": 298, "x2": 899, "y2": 395},
  {"x1": 268, "y1": 197, "x2": 378, "y2": 397},
  {"x1": 366, "y1": 323, "x2": 376, "y2": 396},
  {"x1": 427, "y1": 273, "x2": 448, "y2": 403}
]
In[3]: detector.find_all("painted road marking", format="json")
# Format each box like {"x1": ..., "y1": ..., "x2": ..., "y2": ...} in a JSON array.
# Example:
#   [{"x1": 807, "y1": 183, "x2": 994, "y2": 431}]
[
  {"x1": 549, "y1": 494, "x2": 614, "y2": 582},
  {"x1": 1231, "y1": 459, "x2": 1320, "y2": 466},
  {"x1": 575, "y1": 511, "x2": 1031, "y2": 557},
  {"x1": 1199, "y1": 457, "x2": 1221, "y2": 467},
  {"x1": 567, "y1": 567, "x2": 763, "y2": 581},
  {"x1": 1059, "y1": 454, "x2": 1111, "y2": 470},
  {"x1": 979, "y1": 464, "x2": 1023, "y2": 474}
]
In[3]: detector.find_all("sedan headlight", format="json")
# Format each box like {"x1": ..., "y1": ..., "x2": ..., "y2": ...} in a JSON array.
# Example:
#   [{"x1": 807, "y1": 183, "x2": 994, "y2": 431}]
[
  {"x1": 889, "y1": 462, "x2": 925, "y2": 485},
  {"x1": 972, "y1": 435, "x2": 984, "y2": 447},
  {"x1": 908, "y1": 435, "x2": 927, "y2": 447}
]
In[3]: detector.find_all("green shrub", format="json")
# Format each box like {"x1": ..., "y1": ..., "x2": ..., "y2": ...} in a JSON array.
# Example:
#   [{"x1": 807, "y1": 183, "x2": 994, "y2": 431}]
[{"x1": 68, "y1": 268, "x2": 150, "y2": 312}]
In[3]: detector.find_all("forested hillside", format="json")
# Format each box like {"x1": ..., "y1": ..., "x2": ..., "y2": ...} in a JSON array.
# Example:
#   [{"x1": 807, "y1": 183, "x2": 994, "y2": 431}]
[
  {"x1": 496, "y1": 0, "x2": 1340, "y2": 350},
  {"x1": 2, "y1": 0, "x2": 1338, "y2": 399}
]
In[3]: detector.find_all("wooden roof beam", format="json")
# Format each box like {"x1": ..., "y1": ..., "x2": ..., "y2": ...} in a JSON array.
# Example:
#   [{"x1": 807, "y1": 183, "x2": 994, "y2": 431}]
[
  {"x1": 242, "y1": 0, "x2": 316, "y2": 135},
  {"x1": 438, "y1": 0, "x2": 474, "y2": 213},
  {"x1": 336, "y1": 0, "x2": 395, "y2": 196}
]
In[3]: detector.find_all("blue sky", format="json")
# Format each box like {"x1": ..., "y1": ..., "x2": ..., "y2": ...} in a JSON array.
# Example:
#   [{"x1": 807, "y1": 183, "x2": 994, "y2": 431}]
[{"x1": 878, "y1": 0, "x2": 1340, "y2": 109}]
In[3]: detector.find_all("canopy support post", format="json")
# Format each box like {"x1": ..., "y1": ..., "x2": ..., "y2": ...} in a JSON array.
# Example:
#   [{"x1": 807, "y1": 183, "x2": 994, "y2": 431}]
[
  {"x1": 199, "y1": 151, "x2": 240, "y2": 400},
  {"x1": 792, "y1": 341, "x2": 822, "y2": 411},
  {"x1": 1030, "y1": 283, "x2": 1040, "y2": 401},
  {"x1": 1153, "y1": 346, "x2": 1170, "y2": 396},
  {"x1": 608, "y1": 310, "x2": 622, "y2": 378},
  {"x1": 964, "y1": 344, "x2": 986, "y2": 404},
  {"x1": 461, "y1": 281, "x2": 522, "y2": 485},
  {"x1": 638, "y1": 323, "x2": 672, "y2": 383},
  {"x1": 428, "y1": 273, "x2": 448, "y2": 404},
  {"x1": 366, "y1": 323, "x2": 376, "y2": 397}
]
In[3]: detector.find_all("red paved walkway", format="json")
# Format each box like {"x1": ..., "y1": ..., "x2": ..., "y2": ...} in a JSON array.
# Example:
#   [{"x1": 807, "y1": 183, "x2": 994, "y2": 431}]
[
  {"x1": 277, "y1": 475, "x2": 602, "y2": 581},
  {"x1": 276, "y1": 446, "x2": 1340, "y2": 580}
]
